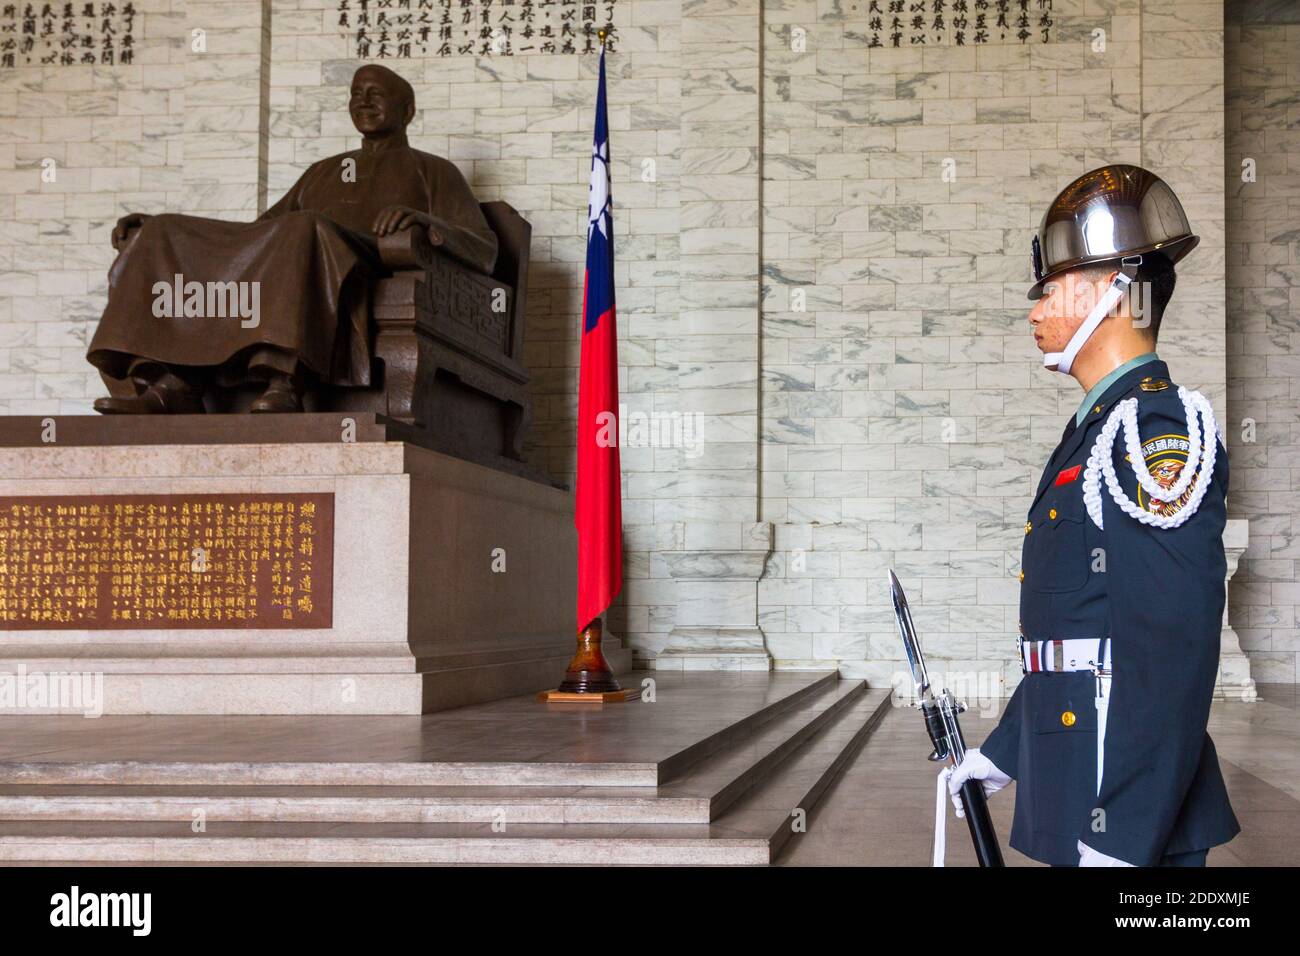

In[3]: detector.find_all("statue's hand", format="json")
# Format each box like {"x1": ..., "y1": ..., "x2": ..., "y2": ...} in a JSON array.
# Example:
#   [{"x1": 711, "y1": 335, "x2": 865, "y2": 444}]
[
  {"x1": 372, "y1": 206, "x2": 443, "y2": 246},
  {"x1": 112, "y1": 212, "x2": 151, "y2": 251}
]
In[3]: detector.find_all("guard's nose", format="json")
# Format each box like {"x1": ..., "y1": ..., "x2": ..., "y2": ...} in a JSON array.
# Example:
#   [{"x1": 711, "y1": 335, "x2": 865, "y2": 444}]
[{"x1": 1028, "y1": 296, "x2": 1049, "y2": 327}]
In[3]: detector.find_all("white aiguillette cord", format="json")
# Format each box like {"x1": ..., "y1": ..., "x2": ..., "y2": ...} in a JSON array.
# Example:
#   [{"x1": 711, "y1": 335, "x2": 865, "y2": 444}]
[
  {"x1": 934, "y1": 765, "x2": 953, "y2": 867},
  {"x1": 1082, "y1": 385, "x2": 1218, "y2": 531}
]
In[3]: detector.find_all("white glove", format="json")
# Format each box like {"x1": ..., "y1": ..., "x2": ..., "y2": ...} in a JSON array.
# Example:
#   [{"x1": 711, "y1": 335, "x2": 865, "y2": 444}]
[
  {"x1": 947, "y1": 747, "x2": 1012, "y2": 818},
  {"x1": 1078, "y1": 840, "x2": 1135, "y2": 867}
]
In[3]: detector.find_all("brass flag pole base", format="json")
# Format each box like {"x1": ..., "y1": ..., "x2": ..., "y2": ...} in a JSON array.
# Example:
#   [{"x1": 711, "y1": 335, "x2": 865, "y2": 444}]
[{"x1": 538, "y1": 618, "x2": 638, "y2": 703}]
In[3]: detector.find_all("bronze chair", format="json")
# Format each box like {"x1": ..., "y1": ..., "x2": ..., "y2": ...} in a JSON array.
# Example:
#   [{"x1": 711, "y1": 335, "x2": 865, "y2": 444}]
[{"x1": 317, "y1": 200, "x2": 534, "y2": 464}]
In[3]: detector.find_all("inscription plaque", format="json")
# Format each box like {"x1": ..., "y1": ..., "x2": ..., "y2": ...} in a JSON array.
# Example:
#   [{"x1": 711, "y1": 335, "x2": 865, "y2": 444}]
[{"x1": 0, "y1": 493, "x2": 334, "y2": 630}]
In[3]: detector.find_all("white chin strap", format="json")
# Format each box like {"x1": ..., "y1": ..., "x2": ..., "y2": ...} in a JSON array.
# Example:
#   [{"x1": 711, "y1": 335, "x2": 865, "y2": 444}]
[{"x1": 1042, "y1": 261, "x2": 1140, "y2": 375}]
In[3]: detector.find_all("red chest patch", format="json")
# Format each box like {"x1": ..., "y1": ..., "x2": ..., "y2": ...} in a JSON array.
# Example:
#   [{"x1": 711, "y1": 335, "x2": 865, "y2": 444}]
[{"x1": 1054, "y1": 464, "x2": 1081, "y2": 486}]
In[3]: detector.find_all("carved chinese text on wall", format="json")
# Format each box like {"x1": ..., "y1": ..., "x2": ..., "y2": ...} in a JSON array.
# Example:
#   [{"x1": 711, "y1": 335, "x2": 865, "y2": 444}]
[
  {"x1": 1, "y1": 2, "x2": 137, "y2": 68},
  {"x1": 863, "y1": 0, "x2": 1055, "y2": 47},
  {"x1": 0, "y1": 493, "x2": 335, "y2": 630},
  {"x1": 339, "y1": 0, "x2": 618, "y2": 58}
]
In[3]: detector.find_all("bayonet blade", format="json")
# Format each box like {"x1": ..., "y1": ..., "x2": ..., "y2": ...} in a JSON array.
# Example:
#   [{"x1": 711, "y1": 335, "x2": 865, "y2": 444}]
[{"x1": 889, "y1": 569, "x2": 930, "y2": 695}]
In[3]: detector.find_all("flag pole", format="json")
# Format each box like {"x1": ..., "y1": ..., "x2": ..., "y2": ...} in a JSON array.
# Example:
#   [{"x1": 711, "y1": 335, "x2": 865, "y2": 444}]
[{"x1": 539, "y1": 29, "x2": 637, "y2": 704}]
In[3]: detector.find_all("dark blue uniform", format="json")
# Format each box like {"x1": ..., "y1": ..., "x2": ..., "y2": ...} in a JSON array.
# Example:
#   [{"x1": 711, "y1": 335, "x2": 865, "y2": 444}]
[{"x1": 981, "y1": 359, "x2": 1240, "y2": 866}]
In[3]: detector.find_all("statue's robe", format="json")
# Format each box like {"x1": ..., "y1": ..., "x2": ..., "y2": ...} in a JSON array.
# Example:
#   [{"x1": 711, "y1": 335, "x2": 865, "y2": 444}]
[{"x1": 87, "y1": 142, "x2": 498, "y2": 388}]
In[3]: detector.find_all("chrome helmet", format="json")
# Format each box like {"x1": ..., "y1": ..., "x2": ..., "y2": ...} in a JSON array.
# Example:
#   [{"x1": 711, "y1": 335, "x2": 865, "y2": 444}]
[{"x1": 1028, "y1": 164, "x2": 1199, "y2": 301}]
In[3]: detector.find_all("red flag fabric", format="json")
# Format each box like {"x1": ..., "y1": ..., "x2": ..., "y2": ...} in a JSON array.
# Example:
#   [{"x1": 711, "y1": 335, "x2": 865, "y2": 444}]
[{"x1": 574, "y1": 46, "x2": 622, "y2": 631}]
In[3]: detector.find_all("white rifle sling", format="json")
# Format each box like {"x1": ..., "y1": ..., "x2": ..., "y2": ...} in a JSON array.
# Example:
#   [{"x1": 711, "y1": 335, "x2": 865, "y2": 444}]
[{"x1": 1081, "y1": 385, "x2": 1218, "y2": 531}]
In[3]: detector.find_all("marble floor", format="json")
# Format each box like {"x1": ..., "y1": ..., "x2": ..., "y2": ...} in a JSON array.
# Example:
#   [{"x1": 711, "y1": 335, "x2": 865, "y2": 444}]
[{"x1": 779, "y1": 683, "x2": 1300, "y2": 866}]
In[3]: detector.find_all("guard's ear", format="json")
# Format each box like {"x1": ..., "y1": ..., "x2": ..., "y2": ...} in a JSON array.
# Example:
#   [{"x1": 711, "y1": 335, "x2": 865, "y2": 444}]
[
  {"x1": 404, "y1": 98, "x2": 416, "y2": 127},
  {"x1": 1087, "y1": 267, "x2": 1120, "y2": 306}
]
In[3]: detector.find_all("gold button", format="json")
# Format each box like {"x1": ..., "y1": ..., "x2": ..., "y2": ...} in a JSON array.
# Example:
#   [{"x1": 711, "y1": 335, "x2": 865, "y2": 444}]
[
  {"x1": 1018, "y1": 570, "x2": 1025, "y2": 582},
  {"x1": 1061, "y1": 710, "x2": 1076, "y2": 727},
  {"x1": 1049, "y1": 508, "x2": 1057, "y2": 519},
  {"x1": 1093, "y1": 405, "x2": 1102, "y2": 414},
  {"x1": 1024, "y1": 521, "x2": 1032, "y2": 534}
]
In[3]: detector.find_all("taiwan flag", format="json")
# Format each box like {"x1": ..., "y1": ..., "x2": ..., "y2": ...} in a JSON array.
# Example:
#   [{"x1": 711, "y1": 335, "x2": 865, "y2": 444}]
[{"x1": 574, "y1": 45, "x2": 622, "y2": 632}]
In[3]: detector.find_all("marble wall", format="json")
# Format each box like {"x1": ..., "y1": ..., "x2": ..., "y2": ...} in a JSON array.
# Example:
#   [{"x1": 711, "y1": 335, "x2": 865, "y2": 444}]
[
  {"x1": 0, "y1": 0, "x2": 186, "y2": 410},
  {"x1": 1226, "y1": 1, "x2": 1300, "y2": 685},
  {"x1": 0, "y1": 0, "x2": 1289, "y2": 686}
]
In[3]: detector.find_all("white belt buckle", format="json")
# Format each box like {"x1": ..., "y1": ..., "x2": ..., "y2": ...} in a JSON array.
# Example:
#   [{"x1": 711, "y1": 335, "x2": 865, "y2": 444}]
[{"x1": 1094, "y1": 670, "x2": 1111, "y2": 707}]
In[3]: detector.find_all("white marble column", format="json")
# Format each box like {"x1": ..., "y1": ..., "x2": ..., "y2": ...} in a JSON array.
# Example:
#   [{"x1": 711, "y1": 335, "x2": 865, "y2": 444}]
[
  {"x1": 655, "y1": 0, "x2": 772, "y2": 670},
  {"x1": 658, "y1": 522, "x2": 772, "y2": 670},
  {"x1": 1217, "y1": 518, "x2": 1257, "y2": 700}
]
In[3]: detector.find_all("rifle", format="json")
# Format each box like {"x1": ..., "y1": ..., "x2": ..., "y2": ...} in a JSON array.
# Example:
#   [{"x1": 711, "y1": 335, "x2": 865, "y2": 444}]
[{"x1": 889, "y1": 569, "x2": 1004, "y2": 867}]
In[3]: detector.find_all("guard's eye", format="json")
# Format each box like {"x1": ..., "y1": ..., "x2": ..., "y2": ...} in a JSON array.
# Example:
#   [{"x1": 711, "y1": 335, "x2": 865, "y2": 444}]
[{"x1": 1031, "y1": 234, "x2": 1044, "y2": 281}]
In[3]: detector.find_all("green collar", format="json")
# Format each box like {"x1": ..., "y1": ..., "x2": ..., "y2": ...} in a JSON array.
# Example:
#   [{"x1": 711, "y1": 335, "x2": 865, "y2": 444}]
[{"x1": 1075, "y1": 352, "x2": 1159, "y2": 426}]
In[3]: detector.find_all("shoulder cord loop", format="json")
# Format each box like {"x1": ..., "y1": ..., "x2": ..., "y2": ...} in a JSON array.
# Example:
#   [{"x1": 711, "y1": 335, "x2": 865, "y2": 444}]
[{"x1": 1082, "y1": 385, "x2": 1218, "y2": 531}]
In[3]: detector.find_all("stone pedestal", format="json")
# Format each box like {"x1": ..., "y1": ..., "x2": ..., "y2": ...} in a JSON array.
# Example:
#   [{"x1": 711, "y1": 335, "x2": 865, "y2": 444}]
[
  {"x1": 655, "y1": 522, "x2": 773, "y2": 671},
  {"x1": 0, "y1": 415, "x2": 628, "y2": 715},
  {"x1": 1216, "y1": 518, "x2": 1256, "y2": 701}
]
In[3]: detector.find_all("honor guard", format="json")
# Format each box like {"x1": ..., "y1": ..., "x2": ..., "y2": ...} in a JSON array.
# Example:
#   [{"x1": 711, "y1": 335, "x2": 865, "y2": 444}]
[{"x1": 948, "y1": 165, "x2": 1240, "y2": 867}]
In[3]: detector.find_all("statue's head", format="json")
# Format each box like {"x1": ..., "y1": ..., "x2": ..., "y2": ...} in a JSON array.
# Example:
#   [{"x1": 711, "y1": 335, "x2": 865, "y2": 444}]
[{"x1": 349, "y1": 65, "x2": 416, "y2": 137}]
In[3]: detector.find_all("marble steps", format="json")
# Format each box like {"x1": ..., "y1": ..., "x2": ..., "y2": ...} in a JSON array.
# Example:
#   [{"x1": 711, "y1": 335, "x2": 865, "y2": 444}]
[
  {"x1": 736, "y1": 686, "x2": 891, "y2": 861},
  {"x1": 655, "y1": 677, "x2": 871, "y2": 819},
  {"x1": 651, "y1": 671, "x2": 845, "y2": 782},
  {"x1": 0, "y1": 820, "x2": 770, "y2": 865},
  {"x1": 0, "y1": 689, "x2": 891, "y2": 865},
  {"x1": 2, "y1": 672, "x2": 843, "y2": 789},
  {"x1": 0, "y1": 784, "x2": 699, "y2": 826},
  {"x1": 0, "y1": 679, "x2": 870, "y2": 826}
]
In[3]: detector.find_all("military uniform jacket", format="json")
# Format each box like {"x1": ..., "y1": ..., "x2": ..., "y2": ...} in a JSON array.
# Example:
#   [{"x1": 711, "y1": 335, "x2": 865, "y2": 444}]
[{"x1": 980, "y1": 359, "x2": 1240, "y2": 866}]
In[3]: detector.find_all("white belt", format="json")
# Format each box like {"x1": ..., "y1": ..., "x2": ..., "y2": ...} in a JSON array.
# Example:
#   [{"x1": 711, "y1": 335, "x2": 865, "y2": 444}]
[{"x1": 1020, "y1": 637, "x2": 1111, "y2": 674}]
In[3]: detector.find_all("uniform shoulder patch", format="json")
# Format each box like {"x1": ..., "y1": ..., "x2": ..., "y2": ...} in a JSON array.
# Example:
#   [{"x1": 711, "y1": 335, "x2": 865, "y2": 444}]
[{"x1": 1125, "y1": 433, "x2": 1198, "y2": 518}]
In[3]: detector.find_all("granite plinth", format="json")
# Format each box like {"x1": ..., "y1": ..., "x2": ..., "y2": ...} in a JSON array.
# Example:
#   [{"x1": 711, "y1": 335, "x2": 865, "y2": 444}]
[
  {"x1": 0, "y1": 413, "x2": 557, "y2": 487},
  {"x1": 0, "y1": 417, "x2": 618, "y2": 715}
]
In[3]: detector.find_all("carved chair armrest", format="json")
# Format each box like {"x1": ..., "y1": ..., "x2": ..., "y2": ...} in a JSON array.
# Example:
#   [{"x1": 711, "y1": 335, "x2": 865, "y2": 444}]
[{"x1": 376, "y1": 225, "x2": 441, "y2": 272}]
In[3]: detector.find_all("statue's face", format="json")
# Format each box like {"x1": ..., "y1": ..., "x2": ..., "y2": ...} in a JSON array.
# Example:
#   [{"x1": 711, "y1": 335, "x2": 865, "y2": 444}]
[{"x1": 349, "y1": 68, "x2": 410, "y2": 136}]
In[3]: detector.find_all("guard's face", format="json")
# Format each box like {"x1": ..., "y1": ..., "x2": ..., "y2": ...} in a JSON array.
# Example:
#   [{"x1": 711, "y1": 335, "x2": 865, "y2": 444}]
[
  {"x1": 1028, "y1": 267, "x2": 1116, "y2": 356},
  {"x1": 349, "y1": 69, "x2": 409, "y2": 136}
]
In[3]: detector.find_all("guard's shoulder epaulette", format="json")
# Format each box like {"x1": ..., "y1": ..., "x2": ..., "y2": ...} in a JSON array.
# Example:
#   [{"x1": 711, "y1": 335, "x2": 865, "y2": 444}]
[
  {"x1": 1124, "y1": 377, "x2": 1189, "y2": 422},
  {"x1": 1116, "y1": 374, "x2": 1175, "y2": 403}
]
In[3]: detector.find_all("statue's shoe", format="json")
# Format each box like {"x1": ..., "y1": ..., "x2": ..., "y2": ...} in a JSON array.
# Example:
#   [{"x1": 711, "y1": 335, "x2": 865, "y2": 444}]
[
  {"x1": 93, "y1": 383, "x2": 204, "y2": 415},
  {"x1": 249, "y1": 380, "x2": 303, "y2": 413}
]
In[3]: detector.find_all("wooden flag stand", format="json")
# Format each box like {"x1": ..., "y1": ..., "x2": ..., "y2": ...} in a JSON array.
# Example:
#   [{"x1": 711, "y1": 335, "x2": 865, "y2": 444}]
[{"x1": 538, "y1": 618, "x2": 639, "y2": 703}]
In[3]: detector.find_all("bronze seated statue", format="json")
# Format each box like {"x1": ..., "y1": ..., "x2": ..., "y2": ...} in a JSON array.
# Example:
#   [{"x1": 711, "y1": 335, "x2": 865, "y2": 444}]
[{"x1": 88, "y1": 64, "x2": 533, "y2": 464}]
